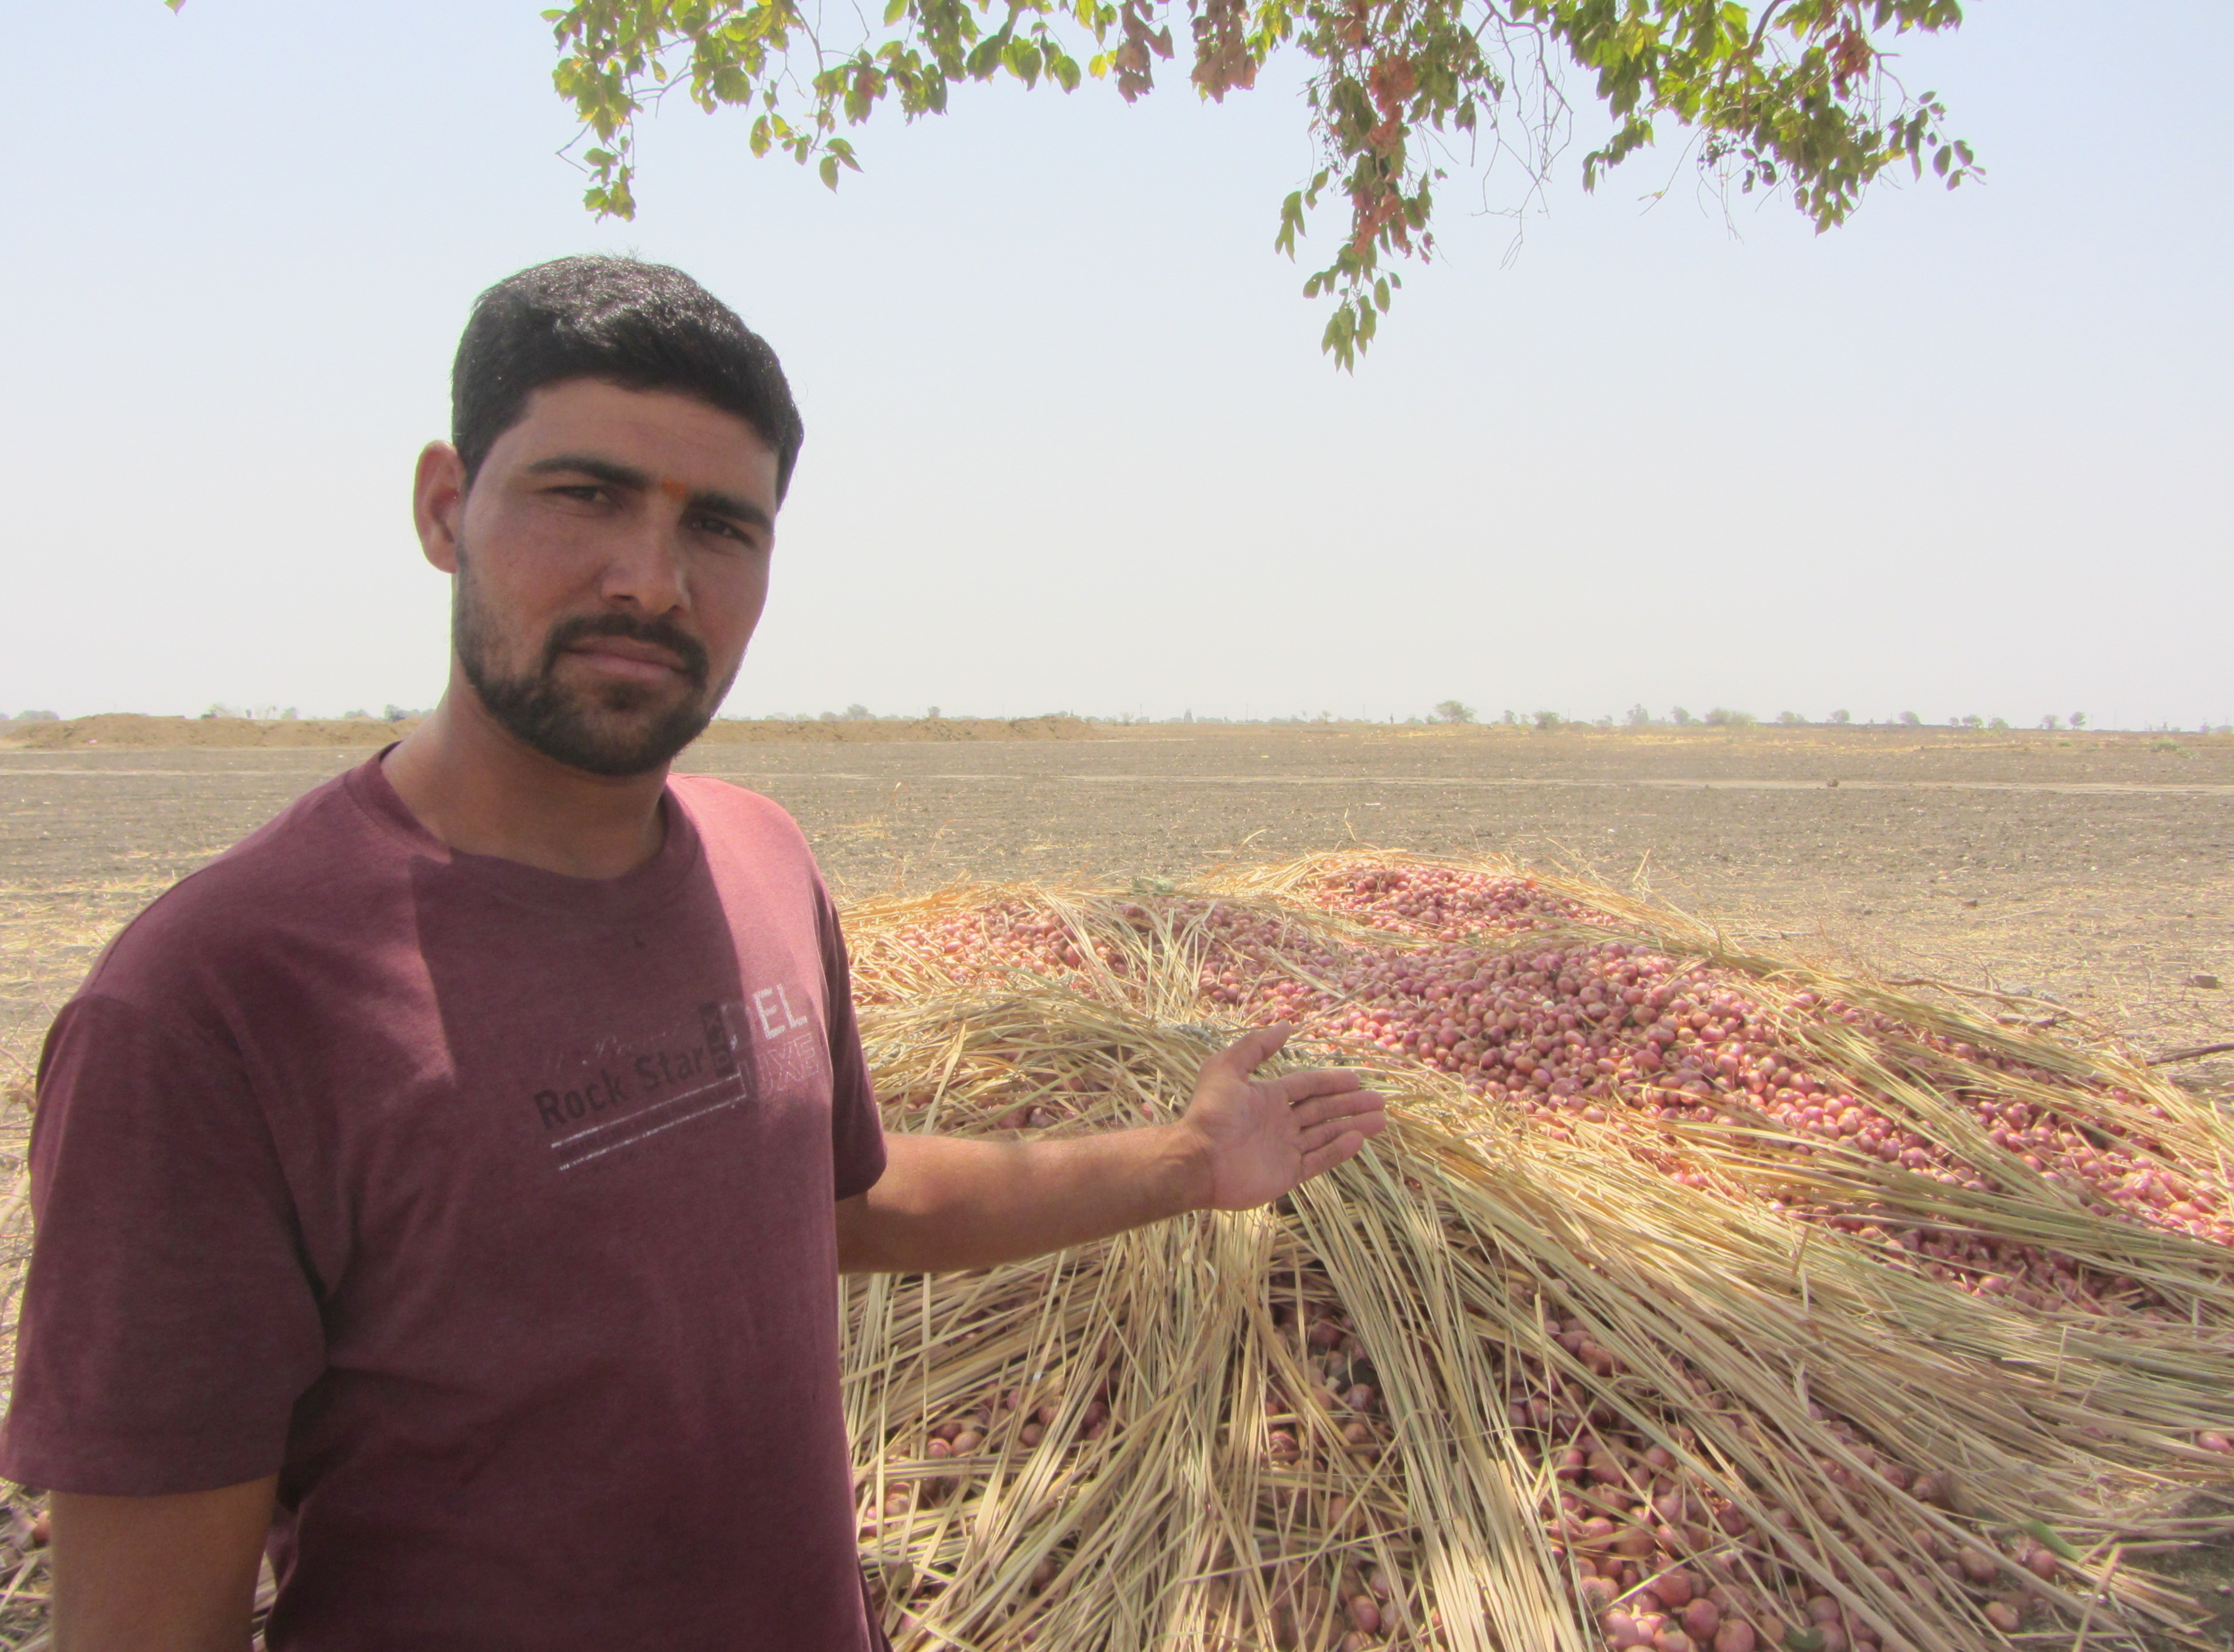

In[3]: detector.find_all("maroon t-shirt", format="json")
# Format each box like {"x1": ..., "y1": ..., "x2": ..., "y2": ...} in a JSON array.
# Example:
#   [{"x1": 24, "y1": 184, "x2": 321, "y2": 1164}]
[{"x1": 0, "y1": 756, "x2": 889, "y2": 1649}]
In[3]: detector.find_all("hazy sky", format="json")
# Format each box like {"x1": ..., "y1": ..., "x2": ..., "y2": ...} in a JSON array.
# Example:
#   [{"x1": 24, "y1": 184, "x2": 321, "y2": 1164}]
[{"x1": 7, "y1": 2, "x2": 2228, "y2": 728}]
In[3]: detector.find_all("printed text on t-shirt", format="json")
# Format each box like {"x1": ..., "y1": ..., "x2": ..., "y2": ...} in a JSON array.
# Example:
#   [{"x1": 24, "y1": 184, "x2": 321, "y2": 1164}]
[{"x1": 529, "y1": 983, "x2": 821, "y2": 1172}]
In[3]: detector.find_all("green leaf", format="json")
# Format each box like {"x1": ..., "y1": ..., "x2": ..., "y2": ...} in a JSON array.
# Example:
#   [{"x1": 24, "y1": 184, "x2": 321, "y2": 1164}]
[{"x1": 542, "y1": 0, "x2": 1977, "y2": 371}]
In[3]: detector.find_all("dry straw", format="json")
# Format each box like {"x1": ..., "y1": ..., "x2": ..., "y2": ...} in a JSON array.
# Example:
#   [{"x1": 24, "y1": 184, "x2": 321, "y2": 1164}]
[{"x1": 838, "y1": 851, "x2": 2233, "y2": 1652}]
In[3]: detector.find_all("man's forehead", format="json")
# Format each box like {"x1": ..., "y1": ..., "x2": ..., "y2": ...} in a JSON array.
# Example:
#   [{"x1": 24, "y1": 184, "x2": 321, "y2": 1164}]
[{"x1": 509, "y1": 379, "x2": 778, "y2": 487}]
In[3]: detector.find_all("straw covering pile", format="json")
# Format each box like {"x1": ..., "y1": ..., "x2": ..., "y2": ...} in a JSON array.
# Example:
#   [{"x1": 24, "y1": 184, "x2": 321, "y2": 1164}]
[{"x1": 837, "y1": 852, "x2": 2234, "y2": 1652}]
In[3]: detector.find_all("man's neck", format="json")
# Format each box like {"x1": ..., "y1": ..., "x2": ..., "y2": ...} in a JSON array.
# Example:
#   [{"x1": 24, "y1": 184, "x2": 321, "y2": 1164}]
[{"x1": 380, "y1": 679, "x2": 670, "y2": 880}]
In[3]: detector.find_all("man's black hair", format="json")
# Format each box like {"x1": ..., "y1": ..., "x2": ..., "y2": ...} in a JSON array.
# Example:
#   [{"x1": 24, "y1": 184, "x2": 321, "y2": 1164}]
[{"x1": 452, "y1": 256, "x2": 804, "y2": 501}]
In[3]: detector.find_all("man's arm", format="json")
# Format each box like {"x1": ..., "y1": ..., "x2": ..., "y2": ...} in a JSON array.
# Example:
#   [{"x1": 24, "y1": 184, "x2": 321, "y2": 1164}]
[
  {"x1": 835, "y1": 1025, "x2": 1385, "y2": 1273},
  {"x1": 50, "y1": 1475, "x2": 276, "y2": 1652}
]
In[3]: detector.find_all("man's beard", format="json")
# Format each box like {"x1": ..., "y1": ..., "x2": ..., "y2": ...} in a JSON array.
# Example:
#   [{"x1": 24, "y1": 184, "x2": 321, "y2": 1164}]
[{"x1": 452, "y1": 548, "x2": 732, "y2": 779}]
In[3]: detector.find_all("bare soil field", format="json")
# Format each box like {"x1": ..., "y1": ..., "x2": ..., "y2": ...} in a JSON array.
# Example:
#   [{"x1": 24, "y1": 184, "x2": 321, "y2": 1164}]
[{"x1": 5, "y1": 724, "x2": 2229, "y2": 1086}]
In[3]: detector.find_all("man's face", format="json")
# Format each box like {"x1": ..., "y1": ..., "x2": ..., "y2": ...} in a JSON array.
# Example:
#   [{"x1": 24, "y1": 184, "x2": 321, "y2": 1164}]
[{"x1": 428, "y1": 379, "x2": 781, "y2": 777}]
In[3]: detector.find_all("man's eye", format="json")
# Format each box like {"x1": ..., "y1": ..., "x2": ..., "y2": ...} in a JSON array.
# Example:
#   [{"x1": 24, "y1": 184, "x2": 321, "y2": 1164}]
[{"x1": 694, "y1": 515, "x2": 753, "y2": 545}]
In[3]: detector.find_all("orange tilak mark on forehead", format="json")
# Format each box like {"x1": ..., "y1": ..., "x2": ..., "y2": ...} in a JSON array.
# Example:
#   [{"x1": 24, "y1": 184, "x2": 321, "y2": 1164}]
[{"x1": 657, "y1": 477, "x2": 692, "y2": 503}]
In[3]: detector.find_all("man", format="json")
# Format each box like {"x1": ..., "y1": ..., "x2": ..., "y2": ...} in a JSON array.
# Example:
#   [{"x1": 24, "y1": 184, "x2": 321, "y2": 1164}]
[{"x1": 1, "y1": 256, "x2": 1386, "y2": 1650}]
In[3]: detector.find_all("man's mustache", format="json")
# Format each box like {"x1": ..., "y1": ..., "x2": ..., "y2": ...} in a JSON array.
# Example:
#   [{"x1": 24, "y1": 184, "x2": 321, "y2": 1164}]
[{"x1": 540, "y1": 613, "x2": 712, "y2": 689}]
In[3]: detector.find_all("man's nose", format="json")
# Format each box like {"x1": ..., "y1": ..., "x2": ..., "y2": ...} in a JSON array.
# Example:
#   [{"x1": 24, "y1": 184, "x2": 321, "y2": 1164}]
[{"x1": 598, "y1": 514, "x2": 689, "y2": 614}]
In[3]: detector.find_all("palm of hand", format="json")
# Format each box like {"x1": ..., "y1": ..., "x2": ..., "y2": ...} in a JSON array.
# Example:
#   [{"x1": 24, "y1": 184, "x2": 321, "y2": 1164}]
[{"x1": 1181, "y1": 1025, "x2": 1388, "y2": 1213}]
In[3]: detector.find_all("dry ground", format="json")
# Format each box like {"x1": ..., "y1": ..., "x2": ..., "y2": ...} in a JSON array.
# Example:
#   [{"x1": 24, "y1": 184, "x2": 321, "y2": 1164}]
[
  {"x1": 5, "y1": 721, "x2": 2229, "y2": 1098},
  {"x1": 0, "y1": 722, "x2": 2228, "y2": 1639}
]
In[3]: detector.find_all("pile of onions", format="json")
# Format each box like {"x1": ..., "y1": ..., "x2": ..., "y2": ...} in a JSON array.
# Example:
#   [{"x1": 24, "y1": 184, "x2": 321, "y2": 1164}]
[
  {"x1": 870, "y1": 865, "x2": 2231, "y2": 1280},
  {"x1": 1248, "y1": 1271, "x2": 2093, "y2": 1650},
  {"x1": 842, "y1": 854, "x2": 2233, "y2": 1652},
  {"x1": 850, "y1": 1248, "x2": 2143, "y2": 1651}
]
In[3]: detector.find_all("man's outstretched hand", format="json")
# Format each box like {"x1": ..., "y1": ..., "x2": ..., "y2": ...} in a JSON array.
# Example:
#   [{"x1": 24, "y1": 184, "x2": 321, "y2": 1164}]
[
  {"x1": 836, "y1": 1023, "x2": 1388, "y2": 1273},
  {"x1": 1175, "y1": 1024, "x2": 1388, "y2": 1212}
]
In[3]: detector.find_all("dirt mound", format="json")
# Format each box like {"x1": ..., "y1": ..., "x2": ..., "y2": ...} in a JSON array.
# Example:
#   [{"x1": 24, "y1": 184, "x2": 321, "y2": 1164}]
[{"x1": 4, "y1": 714, "x2": 416, "y2": 750}]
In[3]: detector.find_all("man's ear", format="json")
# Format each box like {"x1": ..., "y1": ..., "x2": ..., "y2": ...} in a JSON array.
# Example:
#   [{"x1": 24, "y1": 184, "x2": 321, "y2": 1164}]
[{"x1": 413, "y1": 442, "x2": 468, "y2": 574}]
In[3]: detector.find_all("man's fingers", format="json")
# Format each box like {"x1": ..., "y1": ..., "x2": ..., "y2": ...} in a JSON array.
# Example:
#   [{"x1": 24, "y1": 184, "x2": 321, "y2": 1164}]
[
  {"x1": 1213, "y1": 1022, "x2": 1292, "y2": 1078},
  {"x1": 1287, "y1": 1085, "x2": 1383, "y2": 1126},
  {"x1": 1297, "y1": 1111, "x2": 1387, "y2": 1157},
  {"x1": 1270, "y1": 1067, "x2": 1374, "y2": 1110},
  {"x1": 1298, "y1": 1130, "x2": 1369, "y2": 1182}
]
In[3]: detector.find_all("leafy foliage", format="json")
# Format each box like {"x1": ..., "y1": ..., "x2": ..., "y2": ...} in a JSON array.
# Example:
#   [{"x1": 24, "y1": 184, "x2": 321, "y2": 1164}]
[{"x1": 536, "y1": 0, "x2": 1975, "y2": 363}]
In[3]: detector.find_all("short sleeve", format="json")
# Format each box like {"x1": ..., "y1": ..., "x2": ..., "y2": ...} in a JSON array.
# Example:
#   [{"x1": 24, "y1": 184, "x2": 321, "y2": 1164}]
[
  {"x1": 816, "y1": 892, "x2": 887, "y2": 1202},
  {"x1": 0, "y1": 996, "x2": 327, "y2": 1495}
]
